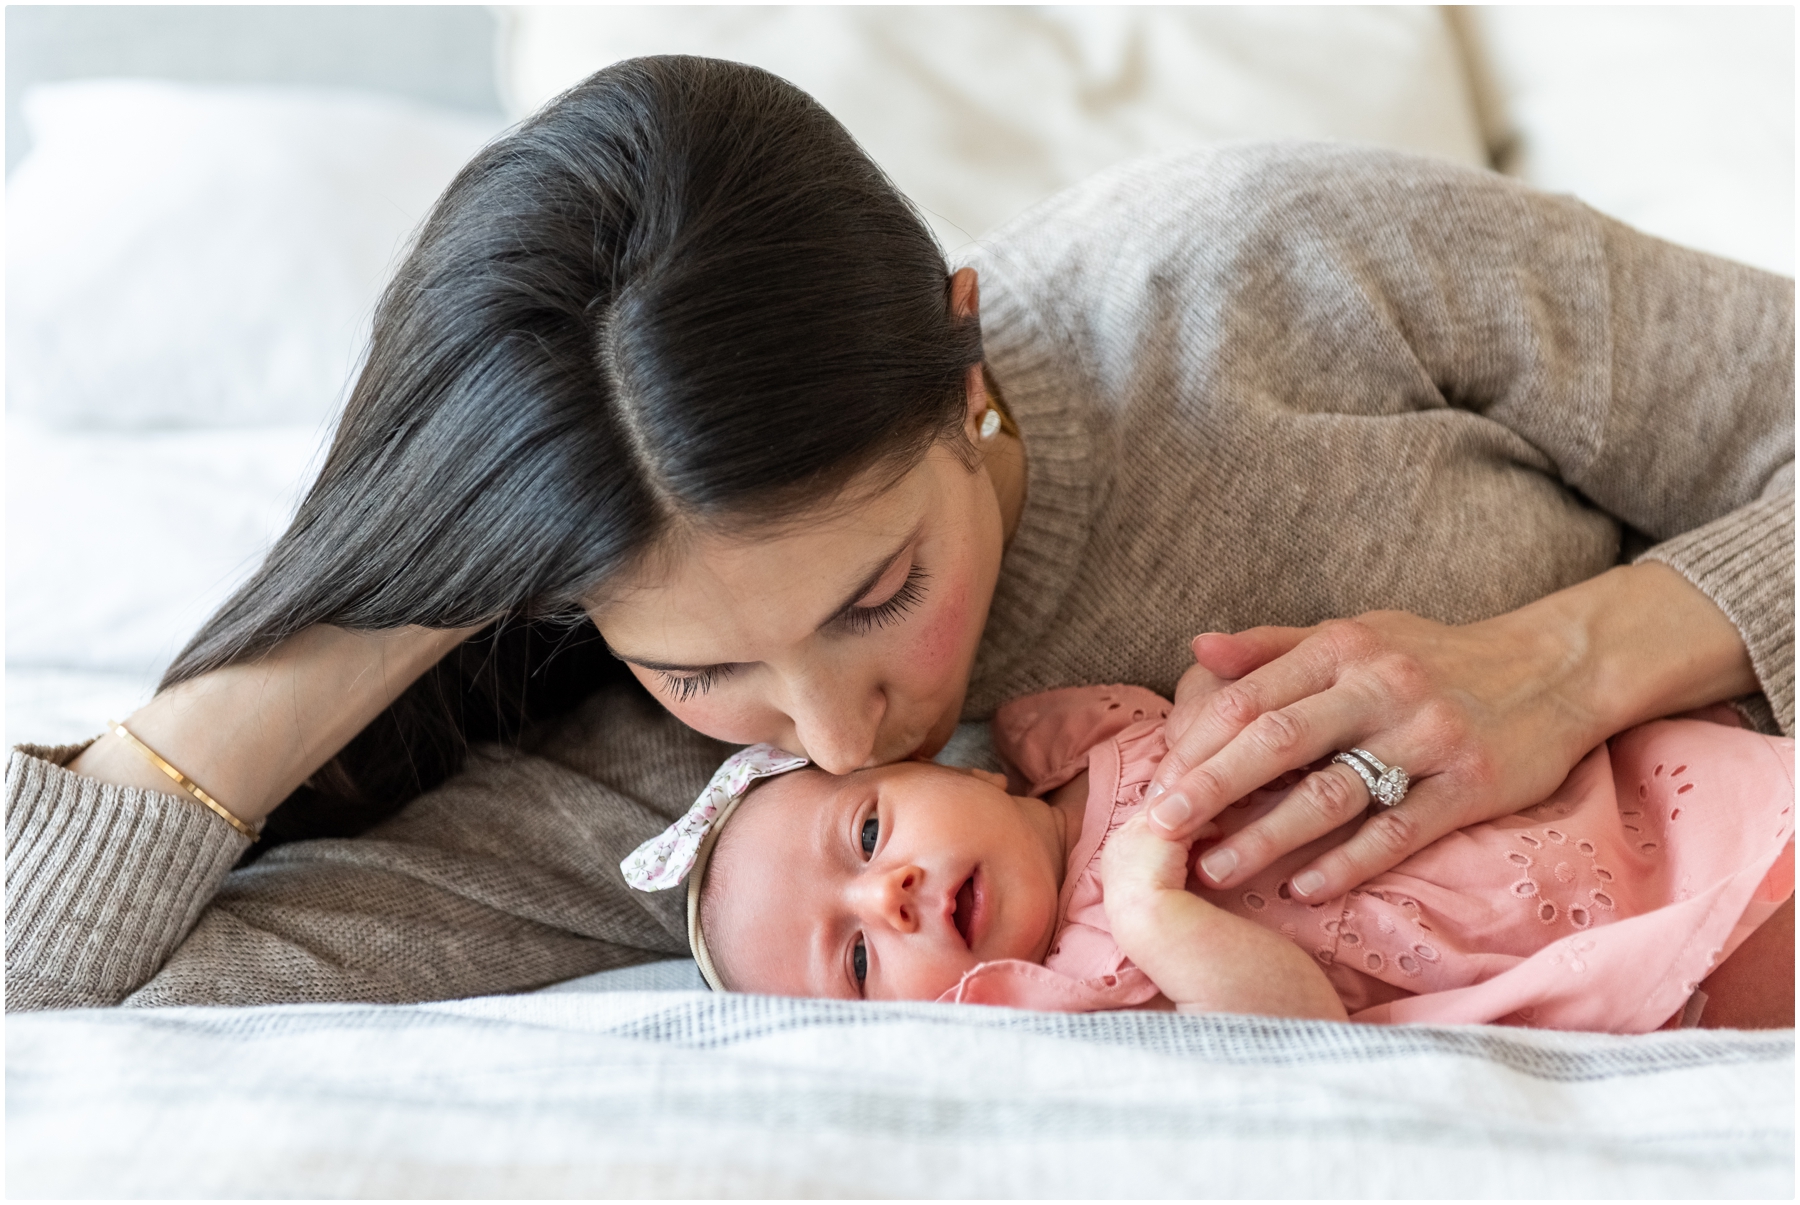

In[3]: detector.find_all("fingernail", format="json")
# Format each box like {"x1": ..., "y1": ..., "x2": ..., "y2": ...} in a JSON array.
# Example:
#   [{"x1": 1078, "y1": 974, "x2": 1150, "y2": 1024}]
[
  {"x1": 1199, "y1": 847, "x2": 1237, "y2": 883},
  {"x1": 1291, "y1": 870, "x2": 1327, "y2": 898},
  {"x1": 1145, "y1": 783, "x2": 1165, "y2": 801},
  {"x1": 1149, "y1": 793, "x2": 1191, "y2": 829}
]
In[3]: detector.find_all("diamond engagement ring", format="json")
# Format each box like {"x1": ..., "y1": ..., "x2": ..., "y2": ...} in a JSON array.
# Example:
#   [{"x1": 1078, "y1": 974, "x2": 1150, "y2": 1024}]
[{"x1": 1332, "y1": 747, "x2": 1410, "y2": 809}]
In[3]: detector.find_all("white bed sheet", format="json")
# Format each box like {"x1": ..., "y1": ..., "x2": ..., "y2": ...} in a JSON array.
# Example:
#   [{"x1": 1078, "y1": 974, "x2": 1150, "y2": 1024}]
[{"x1": 8, "y1": 986, "x2": 1791, "y2": 1198}]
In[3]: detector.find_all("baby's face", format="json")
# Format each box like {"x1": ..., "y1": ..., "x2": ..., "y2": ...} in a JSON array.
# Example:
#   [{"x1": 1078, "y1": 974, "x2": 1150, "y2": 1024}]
[{"x1": 704, "y1": 761, "x2": 1064, "y2": 1000}]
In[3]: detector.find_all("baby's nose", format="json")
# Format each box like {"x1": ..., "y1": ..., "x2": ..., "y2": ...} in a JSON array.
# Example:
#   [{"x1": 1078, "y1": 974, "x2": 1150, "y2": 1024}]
[{"x1": 856, "y1": 864, "x2": 924, "y2": 933}]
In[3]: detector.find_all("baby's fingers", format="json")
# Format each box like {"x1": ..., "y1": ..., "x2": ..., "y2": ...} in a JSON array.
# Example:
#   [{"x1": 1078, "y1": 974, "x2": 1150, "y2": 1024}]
[{"x1": 1101, "y1": 813, "x2": 1196, "y2": 896}]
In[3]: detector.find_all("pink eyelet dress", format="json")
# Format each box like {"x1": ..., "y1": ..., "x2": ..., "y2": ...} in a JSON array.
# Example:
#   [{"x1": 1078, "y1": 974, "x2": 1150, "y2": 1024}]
[{"x1": 935, "y1": 686, "x2": 1795, "y2": 1032}]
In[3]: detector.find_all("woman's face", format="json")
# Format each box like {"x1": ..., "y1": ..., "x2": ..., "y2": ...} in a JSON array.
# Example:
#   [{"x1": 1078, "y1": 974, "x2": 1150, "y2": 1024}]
[{"x1": 590, "y1": 434, "x2": 1008, "y2": 772}]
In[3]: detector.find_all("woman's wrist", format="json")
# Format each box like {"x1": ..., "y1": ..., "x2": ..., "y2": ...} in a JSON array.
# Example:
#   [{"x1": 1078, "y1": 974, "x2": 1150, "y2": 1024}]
[
  {"x1": 1492, "y1": 562, "x2": 1758, "y2": 747},
  {"x1": 70, "y1": 623, "x2": 478, "y2": 823}
]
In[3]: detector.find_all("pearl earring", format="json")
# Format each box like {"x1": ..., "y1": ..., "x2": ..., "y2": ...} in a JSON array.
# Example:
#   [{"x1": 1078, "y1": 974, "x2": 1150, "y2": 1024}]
[{"x1": 979, "y1": 407, "x2": 1002, "y2": 440}]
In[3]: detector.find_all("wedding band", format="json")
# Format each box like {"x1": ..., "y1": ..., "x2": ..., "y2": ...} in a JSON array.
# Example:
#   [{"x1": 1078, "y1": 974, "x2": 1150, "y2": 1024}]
[{"x1": 1332, "y1": 747, "x2": 1410, "y2": 809}]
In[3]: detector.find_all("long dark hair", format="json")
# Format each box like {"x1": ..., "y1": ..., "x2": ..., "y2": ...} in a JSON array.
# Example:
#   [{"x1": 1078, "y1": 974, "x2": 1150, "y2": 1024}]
[{"x1": 164, "y1": 56, "x2": 982, "y2": 848}]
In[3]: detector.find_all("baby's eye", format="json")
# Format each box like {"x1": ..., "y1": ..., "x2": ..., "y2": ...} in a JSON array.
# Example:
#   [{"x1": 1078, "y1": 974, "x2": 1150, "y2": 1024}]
[
  {"x1": 860, "y1": 816, "x2": 879, "y2": 857},
  {"x1": 852, "y1": 938, "x2": 868, "y2": 989}
]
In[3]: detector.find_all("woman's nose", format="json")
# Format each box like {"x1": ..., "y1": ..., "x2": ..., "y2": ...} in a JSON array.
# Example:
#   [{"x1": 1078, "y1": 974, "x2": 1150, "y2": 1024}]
[
  {"x1": 850, "y1": 864, "x2": 924, "y2": 934},
  {"x1": 789, "y1": 685, "x2": 885, "y2": 774}
]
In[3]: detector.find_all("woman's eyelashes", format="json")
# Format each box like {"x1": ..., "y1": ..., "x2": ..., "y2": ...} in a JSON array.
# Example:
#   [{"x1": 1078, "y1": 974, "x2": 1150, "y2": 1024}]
[
  {"x1": 837, "y1": 564, "x2": 930, "y2": 636},
  {"x1": 657, "y1": 664, "x2": 732, "y2": 702},
  {"x1": 654, "y1": 563, "x2": 928, "y2": 702}
]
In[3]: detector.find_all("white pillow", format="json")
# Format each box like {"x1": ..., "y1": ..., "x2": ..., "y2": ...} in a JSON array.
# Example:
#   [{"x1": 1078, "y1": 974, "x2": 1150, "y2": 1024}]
[
  {"x1": 6, "y1": 421, "x2": 325, "y2": 686},
  {"x1": 6, "y1": 81, "x2": 504, "y2": 429},
  {"x1": 498, "y1": 6, "x2": 1488, "y2": 255},
  {"x1": 1457, "y1": 7, "x2": 1794, "y2": 277}
]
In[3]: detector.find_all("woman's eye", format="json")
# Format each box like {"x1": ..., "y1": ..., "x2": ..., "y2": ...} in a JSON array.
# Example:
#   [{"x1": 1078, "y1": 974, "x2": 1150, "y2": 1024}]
[
  {"x1": 657, "y1": 666, "x2": 729, "y2": 702},
  {"x1": 838, "y1": 565, "x2": 930, "y2": 636},
  {"x1": 852, "y1": 938, "x2": 868, "y2": 989},
  {"x1": 860, "y1": 816, "x2": 879, "y2": 857}
]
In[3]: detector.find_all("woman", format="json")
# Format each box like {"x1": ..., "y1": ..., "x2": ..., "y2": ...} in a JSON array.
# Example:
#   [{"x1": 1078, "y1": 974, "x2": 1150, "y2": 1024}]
[{"x1": 8, "y1": 58, "x2": 1790, "y2": 1012}]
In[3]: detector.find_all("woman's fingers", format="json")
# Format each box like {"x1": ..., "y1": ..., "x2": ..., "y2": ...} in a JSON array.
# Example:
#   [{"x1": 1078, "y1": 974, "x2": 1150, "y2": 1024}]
[
  {"x1": 1166, "y1": 627, "x2": 1311, "y2": 749},
  {"x1": 1191, "y1": 761, "x2": 1371, "y2": 887},
  {"x1": 1193, "y1": 759, "x2": 1442, "y2": 895},
  {"x1": 1190, "y1": 627, "x2": 1309, "y2": 681},
  {"x1": 1156, "y1": 630, "x2": 1337, "y2": 792},
  {"x1": 1272, "y1": 780, "x2": 1461, "y2": 901},
  {"x1": 1152, "y1": 677, "x2": 1375, "y2": 835},
  {"x1": 1148, "y1": 626, "x2": 1387, "y2": 836}
]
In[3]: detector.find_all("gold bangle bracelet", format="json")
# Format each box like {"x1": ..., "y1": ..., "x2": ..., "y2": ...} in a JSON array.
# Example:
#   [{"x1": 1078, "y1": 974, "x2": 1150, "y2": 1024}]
[{"x1": 105, "y1": 721, "x2": 260, "y2": 840}]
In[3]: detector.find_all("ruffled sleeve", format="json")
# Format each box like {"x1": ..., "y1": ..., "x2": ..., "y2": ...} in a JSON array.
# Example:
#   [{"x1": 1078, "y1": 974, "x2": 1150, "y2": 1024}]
[{"x1": 992, "y1": 685, "x2": 1172, "y2": 796}]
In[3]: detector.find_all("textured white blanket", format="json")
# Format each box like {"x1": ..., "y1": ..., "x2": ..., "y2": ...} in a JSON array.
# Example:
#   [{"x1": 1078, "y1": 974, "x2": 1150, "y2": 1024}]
[{"x1": 8, "y1": 984, "x2": 1792, "y2": 1197}]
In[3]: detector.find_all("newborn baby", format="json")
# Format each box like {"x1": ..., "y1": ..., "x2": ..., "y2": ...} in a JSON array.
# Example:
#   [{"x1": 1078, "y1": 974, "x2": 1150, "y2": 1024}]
[{"x1": 623, "y1": 686, "x2": 1794, "y2": 1030}]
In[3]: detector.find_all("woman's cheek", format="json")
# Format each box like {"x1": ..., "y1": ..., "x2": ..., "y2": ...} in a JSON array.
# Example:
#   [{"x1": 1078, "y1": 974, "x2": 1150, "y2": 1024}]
[
  {"x1": 627, "y1": 666, "x2": 785, "y2": 747},
  {"x1": 903, "y1": 571, "x2": 977, "y2": 691}
]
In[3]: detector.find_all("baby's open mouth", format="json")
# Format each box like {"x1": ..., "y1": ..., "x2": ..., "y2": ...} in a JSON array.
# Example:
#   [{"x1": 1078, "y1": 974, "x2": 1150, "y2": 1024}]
[{"x1": 953, "y1": 872, "x2": 977, "y2": 949}]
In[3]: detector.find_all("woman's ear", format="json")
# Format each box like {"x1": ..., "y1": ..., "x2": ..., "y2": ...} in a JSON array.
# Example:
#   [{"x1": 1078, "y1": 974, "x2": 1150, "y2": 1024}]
[
  {"x1": 949, "y1": 266, "x2": 980, "y2": 322},
  {"x1": 949, "y1": 268, "x2": 989, "y2": 435}
]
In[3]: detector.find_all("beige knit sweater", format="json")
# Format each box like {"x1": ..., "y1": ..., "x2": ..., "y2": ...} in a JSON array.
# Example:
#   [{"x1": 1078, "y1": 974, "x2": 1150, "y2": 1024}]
[{"x1": 8, "y1": 144, "x2": 1791, "y2": 1012}]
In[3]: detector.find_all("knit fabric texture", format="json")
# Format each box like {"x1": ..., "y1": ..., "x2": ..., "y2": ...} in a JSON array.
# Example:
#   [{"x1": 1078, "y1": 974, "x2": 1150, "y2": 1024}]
[{"x1": 7, "y1": 143, "x2": 1791, "y2": 1011}]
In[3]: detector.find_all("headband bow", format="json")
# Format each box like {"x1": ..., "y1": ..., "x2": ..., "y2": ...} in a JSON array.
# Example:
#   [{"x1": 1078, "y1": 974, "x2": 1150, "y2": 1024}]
[{"x1": 620, "y1": 743, "x2": 810, "y2": 892}]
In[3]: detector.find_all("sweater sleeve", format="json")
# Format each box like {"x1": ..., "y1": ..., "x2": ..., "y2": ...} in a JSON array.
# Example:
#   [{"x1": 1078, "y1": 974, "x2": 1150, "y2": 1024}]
[
  {"x1": 1305, "y1": 155, "x2": 1795, "y2": 730},
  {"x1": 4, "y1": 685, "x2": 723, "y2": 1011},
  {"x1": 5, "y1": 745, "x2": 249, "y2": 1011},
  {"x1": 1589, "y1": 218, "x2": 1795, "y2": 734},
  {"x1": 1636, "y1": 487, "x2": 1795, "y2": 734},
  {"x1": 979, "y1": 143, "x2": 1794, "y2": 732}
]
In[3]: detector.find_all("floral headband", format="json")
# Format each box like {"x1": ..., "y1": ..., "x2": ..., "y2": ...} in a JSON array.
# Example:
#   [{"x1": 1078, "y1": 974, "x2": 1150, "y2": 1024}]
[{"x1": 620, "y1": 743, "x2": 810, "y2": 990}]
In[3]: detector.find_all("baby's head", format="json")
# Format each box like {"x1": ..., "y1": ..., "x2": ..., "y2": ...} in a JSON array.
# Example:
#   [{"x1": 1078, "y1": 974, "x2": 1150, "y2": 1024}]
[{"x1": 624, "y1": 748, "x2": 1067, "y2": 1001}]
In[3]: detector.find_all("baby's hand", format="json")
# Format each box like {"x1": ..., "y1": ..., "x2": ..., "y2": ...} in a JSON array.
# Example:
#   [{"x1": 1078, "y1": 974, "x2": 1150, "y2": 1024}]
[
  {"x1": 1101, "y1": 812, "x2": 1348, "y2": 1022},
  {"x1": 1101, "y1": 811, "x2": 1193, "y2": 906},
  {"x1": 1100, "y1": 810, "x2": 1218, "y2": 910}
]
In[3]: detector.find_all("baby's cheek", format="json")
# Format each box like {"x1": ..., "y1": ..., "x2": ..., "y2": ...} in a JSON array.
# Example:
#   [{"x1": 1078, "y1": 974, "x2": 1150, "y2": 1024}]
[{"x1": 881, "y1": 946, "x2": 977, "y2": 1003}]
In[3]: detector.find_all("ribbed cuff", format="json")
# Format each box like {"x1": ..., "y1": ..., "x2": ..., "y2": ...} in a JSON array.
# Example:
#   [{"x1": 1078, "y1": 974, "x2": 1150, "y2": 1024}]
[
  {"x1": 5, "y1": 746, "x2": 247, "y2": 1012},
  {"x1": 1637, "y1": 491, "x2": 1795, "y2": 735}
]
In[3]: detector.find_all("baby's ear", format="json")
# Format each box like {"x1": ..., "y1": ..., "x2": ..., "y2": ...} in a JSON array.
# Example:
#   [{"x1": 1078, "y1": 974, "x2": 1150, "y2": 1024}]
[{"x1": 963, "y1": 767, "x2": 1009, "y2": 791}]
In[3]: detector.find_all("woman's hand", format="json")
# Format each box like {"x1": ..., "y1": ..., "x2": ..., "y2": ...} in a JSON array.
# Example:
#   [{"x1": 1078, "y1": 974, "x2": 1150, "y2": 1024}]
[
  {"x1": 1102, "y1": 811, "x2": 1347, "y2": 1021},
  {"x1": 1145, "y1": 563, "x2": 1758, "y2": 901}
]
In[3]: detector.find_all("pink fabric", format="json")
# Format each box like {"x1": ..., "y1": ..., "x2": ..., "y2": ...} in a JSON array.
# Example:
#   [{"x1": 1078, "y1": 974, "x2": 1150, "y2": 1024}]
[{"x1": 937, "y1": 686, "x2": 1795, "y2": 1032}]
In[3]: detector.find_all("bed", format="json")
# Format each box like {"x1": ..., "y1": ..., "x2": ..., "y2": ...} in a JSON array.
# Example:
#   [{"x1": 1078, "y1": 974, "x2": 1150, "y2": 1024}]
[
  {"x1": 10, "y1": 977, "x2": 1792, "y2": 1197},
  {"x1": 7, "y1": 7, "x2": 1793, "y2": 1197}
]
